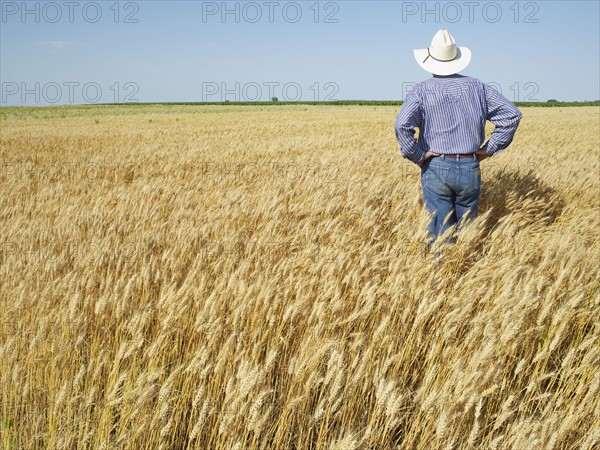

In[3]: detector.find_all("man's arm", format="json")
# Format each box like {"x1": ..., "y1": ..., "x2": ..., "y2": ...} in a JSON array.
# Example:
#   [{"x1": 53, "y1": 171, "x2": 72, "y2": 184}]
[
  {"x1": 481, "y1": 84, "x2": 523, "y2": 157},
  {"x1": 395, "y1": 88, "x2": 427, "y2": 164}
]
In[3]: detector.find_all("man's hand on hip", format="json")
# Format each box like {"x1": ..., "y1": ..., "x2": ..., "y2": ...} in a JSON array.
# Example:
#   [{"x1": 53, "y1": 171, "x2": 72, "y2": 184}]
[
  {"x1": 418, "y1": 151, "x2": 441, "y2": 168},
  {"x1": 475, "y1": 150, "x2": 489, "y2": 161}
]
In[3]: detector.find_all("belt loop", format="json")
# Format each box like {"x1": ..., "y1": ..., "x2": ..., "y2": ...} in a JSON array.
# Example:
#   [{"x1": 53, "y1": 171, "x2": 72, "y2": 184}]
[{"x1": 441, "y1": 154, "x2": 445, "y2": 160}]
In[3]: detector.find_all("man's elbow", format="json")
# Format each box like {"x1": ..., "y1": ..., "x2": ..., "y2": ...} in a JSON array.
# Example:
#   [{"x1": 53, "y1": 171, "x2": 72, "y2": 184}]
[
  {"x1": 512, "y1": 112, "x2": 523, "y2": 132},
  {"x1": 514, "y1": 108, "x2": 523, "y2": 124},
  {"x1": 398, "y1": 145, "x2": 409, "y2": 160},
  {"x1": 398, "y1": 144, "x2": 412, "y2": 161},
  {"x1": 505, "y1": 110, "x2": 522, "y2": 131}
]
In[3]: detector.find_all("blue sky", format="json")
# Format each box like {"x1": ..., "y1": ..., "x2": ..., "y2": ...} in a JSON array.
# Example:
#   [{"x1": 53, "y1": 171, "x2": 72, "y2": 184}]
[{"x1": 1, "y1": 1, "x2": 599, "y2": 105}]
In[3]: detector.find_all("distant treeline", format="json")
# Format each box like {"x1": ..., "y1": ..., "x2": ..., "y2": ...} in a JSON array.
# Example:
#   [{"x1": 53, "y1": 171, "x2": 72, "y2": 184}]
[
  {"x1": 128, "y1": 100, "x2": 600, "y2": 107},
  {"x1": 513, "y1": 100, "x2": 600, "y2": 107}
]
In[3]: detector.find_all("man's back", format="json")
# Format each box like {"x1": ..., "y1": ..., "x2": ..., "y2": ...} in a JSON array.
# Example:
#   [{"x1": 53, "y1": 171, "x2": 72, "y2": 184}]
[
  {"x1": 396, "y1": 74, "x2": 522, "y2": 164},
  {"x1": 418, "y1": 75, "x2": 486, "y2": 152}
]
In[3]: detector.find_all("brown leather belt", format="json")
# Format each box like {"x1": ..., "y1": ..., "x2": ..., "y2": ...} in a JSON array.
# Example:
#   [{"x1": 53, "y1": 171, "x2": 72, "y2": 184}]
[{"x1": 436, "y1": 153, "x2": 476, "y2": 159}]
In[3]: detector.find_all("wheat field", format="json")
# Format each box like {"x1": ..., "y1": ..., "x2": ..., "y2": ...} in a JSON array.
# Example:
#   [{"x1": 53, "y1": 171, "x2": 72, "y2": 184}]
[{"x1": 0, "y1": 105, "x2": 598, "y2": 449}]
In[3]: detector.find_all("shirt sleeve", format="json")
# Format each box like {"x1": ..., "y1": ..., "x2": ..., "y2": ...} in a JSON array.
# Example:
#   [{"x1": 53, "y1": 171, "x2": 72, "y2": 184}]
[
  {"x1": 395, "y1": 87, "x2": 426, "y2": 164},
  {"x1": 483, "y1": 84, "x2": 523, "y2": 156}
]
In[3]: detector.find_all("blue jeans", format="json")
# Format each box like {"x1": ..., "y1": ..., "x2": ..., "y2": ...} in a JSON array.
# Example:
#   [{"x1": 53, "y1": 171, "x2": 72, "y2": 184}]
[{"x1": 421, "y1": 155, "x2": 481, "y2": 244}]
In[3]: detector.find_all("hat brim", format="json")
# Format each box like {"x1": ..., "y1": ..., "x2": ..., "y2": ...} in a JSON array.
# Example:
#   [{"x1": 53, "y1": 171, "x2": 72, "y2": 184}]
[{"x1": 413, "y1": 47, "x2": 471, "y2": 76}]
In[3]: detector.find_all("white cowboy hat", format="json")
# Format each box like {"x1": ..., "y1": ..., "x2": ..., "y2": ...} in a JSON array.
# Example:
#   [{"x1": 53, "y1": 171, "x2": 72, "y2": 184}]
[{"x1": 413, "y1": 30, "x2": 471, "y2": 76}]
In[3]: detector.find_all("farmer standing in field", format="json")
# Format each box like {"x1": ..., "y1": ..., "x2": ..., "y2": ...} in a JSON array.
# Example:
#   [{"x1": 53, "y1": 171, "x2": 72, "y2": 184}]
[{"x1": 395, "y1": 30, "x2": 522, "y2": 246}]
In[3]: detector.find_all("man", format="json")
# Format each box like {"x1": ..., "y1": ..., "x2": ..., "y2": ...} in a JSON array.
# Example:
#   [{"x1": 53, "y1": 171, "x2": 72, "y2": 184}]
[{"x1": 395, "y1": 30, "x2": 522, "y2": 246}]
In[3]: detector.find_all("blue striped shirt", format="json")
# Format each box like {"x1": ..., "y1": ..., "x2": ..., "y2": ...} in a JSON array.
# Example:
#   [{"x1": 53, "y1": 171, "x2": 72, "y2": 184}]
[{"x1": 395, "y1": 74, "x2": 522, "y2": 164}]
